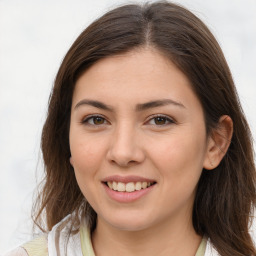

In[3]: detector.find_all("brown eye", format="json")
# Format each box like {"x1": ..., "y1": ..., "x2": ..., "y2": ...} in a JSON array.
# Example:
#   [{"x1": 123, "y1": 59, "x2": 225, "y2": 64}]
[
  {"x1": 154, "y1": 117, "x2": 168, "y2": 125},
  {"x1": 147, "y1": 115, "x2": 175, "y2": 126},
  {"x1": 83, "y1": 115, "x2": 107, "y2": 125},
  {"x1": 93, "y1": 117, "x2": 105, "y2": 125}
]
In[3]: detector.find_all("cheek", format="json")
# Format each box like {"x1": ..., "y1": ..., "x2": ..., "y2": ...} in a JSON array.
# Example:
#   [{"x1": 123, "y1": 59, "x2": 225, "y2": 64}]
[
  {"x1": 71, "y1": 143, "x2": 93, "y2": 169},
  {"x1": 70, "y1": 139, "x2": 104, "y2": 202},
  {"x1": 71, "y1": 147, "x2": 94, "y2": 194},
  {"x1": 149, "y1": 130, "x2": 207, "y2": 182},
  {"x1": 70, "y1": 129, "x2": 107, "y2": 167}
]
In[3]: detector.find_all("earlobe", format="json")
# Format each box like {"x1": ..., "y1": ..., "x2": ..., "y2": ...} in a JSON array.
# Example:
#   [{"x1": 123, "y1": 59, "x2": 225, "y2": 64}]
[
  {"x1": 203, "y1": 115, "x2": 233, "y2": 170},
  {"x1": 70, "y1": 156, "x2": 73, "y2": 167}
]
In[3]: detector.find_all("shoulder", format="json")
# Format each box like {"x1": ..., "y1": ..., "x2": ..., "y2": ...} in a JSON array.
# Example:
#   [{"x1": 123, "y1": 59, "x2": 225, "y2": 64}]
[
  {"x1": 22, "y1": 235, "x2": 48, "y2": 256},
  {"x1": 47, "y1": 214, "x2": 94, "y2": 255},
  {"x1": 47, "y1": 214, "x2": 83, "y2": 255},
  {"x1": 204, "y1": 216, "x2": 256, "y2": 256},
  {"x1": 3, "y1": 235, "x2": 48, "y2": 256},
  {"x1": 3, "y1": 247, "x2": 28, "y2": 256},
  {"x1": 204, "y1": 239, "x2": 220, "y2": 256}
]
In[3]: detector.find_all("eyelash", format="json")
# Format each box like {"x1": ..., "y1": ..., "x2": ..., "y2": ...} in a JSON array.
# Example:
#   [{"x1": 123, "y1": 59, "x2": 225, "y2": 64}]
[
  {"x1": 145, "y1": 114, "x2": 175, "y2": 126},
  {"x1": 81, "y1": 115, "x2": 108, "y2": 126},
  {"x1": 81, "y1": 114, "x2": 175, "y2": 127}
]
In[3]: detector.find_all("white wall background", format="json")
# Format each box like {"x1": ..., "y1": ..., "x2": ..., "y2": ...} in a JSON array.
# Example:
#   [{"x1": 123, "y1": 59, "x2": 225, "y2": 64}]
[{"x1": 0, "y1": 0, "x2": 255, "y2": 253}]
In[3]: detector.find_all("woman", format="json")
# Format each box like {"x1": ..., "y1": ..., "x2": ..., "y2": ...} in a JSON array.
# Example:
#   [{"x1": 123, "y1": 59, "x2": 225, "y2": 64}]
[{"x1": 6, "y1": 1, "x2": 256, "y2": 255}]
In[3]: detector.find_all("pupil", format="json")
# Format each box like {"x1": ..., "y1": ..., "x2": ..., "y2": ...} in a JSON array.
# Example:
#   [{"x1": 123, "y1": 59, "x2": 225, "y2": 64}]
[
  {"x1": 155, "y1": 117, "x2": 166, "y2": 125},
  {"x1": 94, "y1": 117, "x2": 104, "y2": 124}
]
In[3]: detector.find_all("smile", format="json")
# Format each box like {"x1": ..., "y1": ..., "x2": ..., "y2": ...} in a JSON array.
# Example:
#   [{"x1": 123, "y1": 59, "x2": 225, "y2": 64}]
[
  {"x1": 102, "y1": 175, "x2": 157, "y2": 202},
  {"x1": 106, "y1": 181, "x2": 155, "y2": 192}
]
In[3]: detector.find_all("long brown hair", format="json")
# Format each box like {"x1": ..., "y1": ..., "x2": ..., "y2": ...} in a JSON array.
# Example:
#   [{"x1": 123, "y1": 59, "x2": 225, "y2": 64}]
[{"x1": 33, "y1": 1, "x2": 256, "y2": 255}]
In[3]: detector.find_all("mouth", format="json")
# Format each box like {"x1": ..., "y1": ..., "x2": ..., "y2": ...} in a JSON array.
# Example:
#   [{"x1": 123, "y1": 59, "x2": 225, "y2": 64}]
[
  {"x1": 102, "y1": 176, "x2": 157, "y2": 202},
  {"x1": 104, "y1": 181, "x2": 156, "y2": 193}
]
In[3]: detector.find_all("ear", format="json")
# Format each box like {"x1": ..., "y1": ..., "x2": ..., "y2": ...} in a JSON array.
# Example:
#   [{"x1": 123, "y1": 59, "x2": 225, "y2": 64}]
[
  {"x1": 70, "y1": 156, "x2": 74, "y2": 167},
  {"x1": 203, "y1": 115, "x2": 233, "y2": 170}
]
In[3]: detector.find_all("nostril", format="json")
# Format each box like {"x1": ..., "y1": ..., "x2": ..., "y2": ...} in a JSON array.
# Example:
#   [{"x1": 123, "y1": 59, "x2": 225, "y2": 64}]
[{"x1": 110, "y1": 159, "x2": 137, "y2": 167}]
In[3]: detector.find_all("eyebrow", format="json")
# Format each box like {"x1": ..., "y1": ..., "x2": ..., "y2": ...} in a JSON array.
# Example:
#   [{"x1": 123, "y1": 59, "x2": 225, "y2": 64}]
[
  {"x1": 135, "y1": 99, "x2": 185, "y2": 111},
  {"x1": 74, "y1": 99, "x2": 113, "y2": 111},
  {"x1": 74, "y1": 99, "x2": 185, "y2": 111}
]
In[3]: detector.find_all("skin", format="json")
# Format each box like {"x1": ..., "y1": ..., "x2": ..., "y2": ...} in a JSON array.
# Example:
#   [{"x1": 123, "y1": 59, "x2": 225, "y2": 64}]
[{"x1": 69, "y1": 48, "x2": 232, "y2": 256}]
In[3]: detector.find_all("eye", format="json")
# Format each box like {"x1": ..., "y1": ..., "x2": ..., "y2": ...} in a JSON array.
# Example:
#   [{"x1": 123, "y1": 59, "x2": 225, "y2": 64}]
[
  {"x1": 82, "y1": 115, "x2": 108, "y2": 125},
  {"x1": 147, "y1": 115, "x2": 175, "y2": 126}
]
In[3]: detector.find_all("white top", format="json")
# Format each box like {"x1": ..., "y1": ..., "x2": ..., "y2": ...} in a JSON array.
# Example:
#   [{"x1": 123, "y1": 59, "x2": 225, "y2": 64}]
[{"x1": 6, "y1": 213, "x2": 256, "y2": 256}]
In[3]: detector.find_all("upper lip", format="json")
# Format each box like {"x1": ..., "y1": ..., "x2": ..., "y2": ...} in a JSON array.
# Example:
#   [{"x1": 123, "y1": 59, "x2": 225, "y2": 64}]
[{"x1": 102, "y1": 175, "x2": 156, "y2": 183}]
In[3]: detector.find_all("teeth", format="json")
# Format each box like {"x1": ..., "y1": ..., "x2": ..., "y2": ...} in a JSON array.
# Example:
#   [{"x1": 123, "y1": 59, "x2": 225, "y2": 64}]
[
  {"x1": 135, "y1": 182, "x2": 141, "y2": 190},
  {"x1": 126, "y1": 182, "x2": 135, "y2": 192},
  {"x1": 107, "y1": 182, "x2": 113, "y2": 189},
  {"x1": 106, "y1": 181, "x2": 154, "y2": 192},
  {"x1": 142, "y1": 181, "x2": 147, "y2": 189},
  {"x1": 117, "y1": 182, "x2": 125, "y2": 192},
  {"x1": 112, "y1": 181, "x2": 117, "y2": 191}
]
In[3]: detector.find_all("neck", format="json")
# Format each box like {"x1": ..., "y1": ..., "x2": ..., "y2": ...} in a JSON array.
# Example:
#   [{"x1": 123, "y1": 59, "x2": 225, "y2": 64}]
[{"x1": 92, "y1": 214, "x2": 202, "y2": 256}]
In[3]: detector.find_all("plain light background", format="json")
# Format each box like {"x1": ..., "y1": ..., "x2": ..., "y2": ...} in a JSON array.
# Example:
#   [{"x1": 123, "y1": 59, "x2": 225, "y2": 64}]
[{"x1": 0, "y1": 0, "x2": 255, "y2": 253}]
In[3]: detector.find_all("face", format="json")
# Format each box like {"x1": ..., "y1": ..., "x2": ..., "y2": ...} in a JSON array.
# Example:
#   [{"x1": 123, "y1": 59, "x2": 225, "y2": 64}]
[{"x1": 69, "y1": 48, "x2": 210, "y2": 232}]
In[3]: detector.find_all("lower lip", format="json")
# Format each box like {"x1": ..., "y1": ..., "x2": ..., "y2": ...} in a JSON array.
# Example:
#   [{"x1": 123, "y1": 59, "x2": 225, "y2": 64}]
[{"x1": 103, "y1": 183, "x2": 155, "y2": 203}]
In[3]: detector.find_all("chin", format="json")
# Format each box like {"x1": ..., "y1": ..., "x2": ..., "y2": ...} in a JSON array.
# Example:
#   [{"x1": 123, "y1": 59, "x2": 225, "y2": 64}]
[
  {"x1": 102, "y1": 213, "x2": 155, "y2": 232},
  {"x1": 111, "y1": 222, "x2": 151, "y2": 232}
]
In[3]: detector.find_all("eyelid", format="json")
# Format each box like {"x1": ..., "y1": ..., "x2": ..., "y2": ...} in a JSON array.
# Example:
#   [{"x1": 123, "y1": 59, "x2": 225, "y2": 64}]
[
  {"x1": 80, "y1": 114, "x2": 175, "y2": 126},
  {"x1": 145, "y1": 114, "x2": 176, "y2": 125},
  {"x1": 81, "y1": 114, "x2": 109, "y2": 125}
]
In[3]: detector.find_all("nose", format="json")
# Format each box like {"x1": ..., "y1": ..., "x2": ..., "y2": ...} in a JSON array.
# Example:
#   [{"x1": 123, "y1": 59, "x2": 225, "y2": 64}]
[{"x1": 106, "y1": 124, "x2": 145, "y2": 167}]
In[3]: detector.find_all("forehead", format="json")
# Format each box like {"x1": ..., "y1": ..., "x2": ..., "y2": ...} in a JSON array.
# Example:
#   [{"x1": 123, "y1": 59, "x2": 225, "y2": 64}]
[{"x1": 72, "y1": 48, "x2": 201, "y2": 112}]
